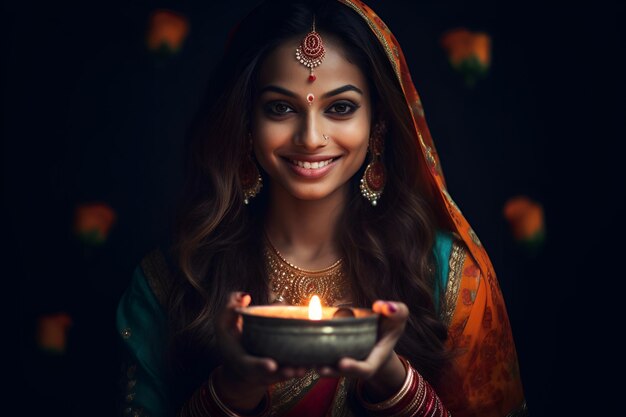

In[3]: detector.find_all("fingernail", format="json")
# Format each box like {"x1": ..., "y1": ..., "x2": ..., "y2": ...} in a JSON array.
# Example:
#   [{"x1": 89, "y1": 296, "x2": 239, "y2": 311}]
[
  {"x1": 387, "y1": 302, "x2": 397, "y2": 313},
  {"x1": 266, "y1": 360, "x2": 277, "y2": 372}
]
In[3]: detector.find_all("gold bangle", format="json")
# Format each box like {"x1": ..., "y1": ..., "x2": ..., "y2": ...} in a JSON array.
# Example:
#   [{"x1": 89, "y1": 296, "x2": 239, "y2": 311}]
[
  {"x1": 357, "y1": 354, "x2": 413, "y2": 411},
  {"x1": 207, "y1": 368, "x2": 270, "y2": 417}
]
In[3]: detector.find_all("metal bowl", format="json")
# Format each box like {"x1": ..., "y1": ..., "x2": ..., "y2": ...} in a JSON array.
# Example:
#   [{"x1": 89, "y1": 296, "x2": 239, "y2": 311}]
[{"x1": 239, "y1": 305, "x2": 379, "y2": 366}]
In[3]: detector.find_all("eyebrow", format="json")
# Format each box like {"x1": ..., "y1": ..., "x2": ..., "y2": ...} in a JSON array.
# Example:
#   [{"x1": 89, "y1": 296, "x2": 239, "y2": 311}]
[
  {"x1": 322, "y1": 85, "x2": 363, "y2": 99},
  {"x1": 258, "y1": 84, "x2": 363, "y2": 99}
]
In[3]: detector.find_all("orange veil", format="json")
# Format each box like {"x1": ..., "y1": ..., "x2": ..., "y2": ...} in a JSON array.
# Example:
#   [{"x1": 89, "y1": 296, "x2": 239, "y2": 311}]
[{"x1": 335, "y1": 1, "x2": 526, "y2": 416}]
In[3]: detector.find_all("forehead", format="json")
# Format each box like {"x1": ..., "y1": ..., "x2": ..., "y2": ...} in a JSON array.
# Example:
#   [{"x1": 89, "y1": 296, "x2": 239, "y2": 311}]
[{"x1": 257, "y1": 36, "x2": 369, "y2": 95}]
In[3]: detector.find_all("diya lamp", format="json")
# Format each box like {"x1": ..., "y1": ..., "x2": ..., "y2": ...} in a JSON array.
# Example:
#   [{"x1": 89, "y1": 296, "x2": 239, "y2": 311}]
[{"x1": 239, "y1": 295, "x2": 379, "y2": 366}]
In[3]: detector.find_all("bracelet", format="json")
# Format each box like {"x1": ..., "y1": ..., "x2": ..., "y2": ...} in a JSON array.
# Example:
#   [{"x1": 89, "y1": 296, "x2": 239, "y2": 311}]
[
  {"x1": 204, "y1": 367, "x2": 271, "y2": 417},
  {"x1": 355, "y1": 355, "x2": 450, "y2": 417},
  {"x1": 357, "y1": 354, "x2": 417, "y2": 413}
]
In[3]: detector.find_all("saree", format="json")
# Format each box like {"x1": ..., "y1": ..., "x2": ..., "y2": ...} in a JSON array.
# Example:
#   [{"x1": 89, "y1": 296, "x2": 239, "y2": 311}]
[
  {"x1": 118, "y1": 230, "x2": 468, "y2": 417},
  {"x1": 117, "y1": 0, "x2": 526, "y2": 415},
  {"x1": 118, "y1": 231, "x2": 525, "y2": 416}
]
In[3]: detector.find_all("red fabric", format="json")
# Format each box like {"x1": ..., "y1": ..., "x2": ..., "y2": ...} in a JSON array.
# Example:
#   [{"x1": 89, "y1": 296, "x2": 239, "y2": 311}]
[{"x1": 283, "y1": 377, "x2": 340, "y2": 417}]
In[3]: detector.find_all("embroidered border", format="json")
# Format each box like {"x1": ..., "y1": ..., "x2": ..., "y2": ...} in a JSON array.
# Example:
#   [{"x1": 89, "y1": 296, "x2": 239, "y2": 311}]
[
  {"x1": 338, "y1": 0, "x2": 401, "y2": 82},
  {"x1": 140, "y1": 249, "x2": 172, "y2": 308},
  {"x1": 269, "y1": 369, "x2": 320, "y2": 416},
  {"x1": 441, "y1": 240, "x2": 466, "y2": 327},
  {"x1": 119, "y1": 361, "x2": 147, "y2": 417},
  {"x1": 329, "y1": 377, "x2": 357, "y2": 417}
]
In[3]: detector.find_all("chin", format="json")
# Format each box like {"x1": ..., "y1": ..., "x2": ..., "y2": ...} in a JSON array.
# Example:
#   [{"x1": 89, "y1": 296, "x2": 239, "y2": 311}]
[
  {"x1": 291, "y1": 189, "x2": 334, "y2": 201},
  {"x1": 288, "y1": 183, "x2": 348, "y2": 202}
]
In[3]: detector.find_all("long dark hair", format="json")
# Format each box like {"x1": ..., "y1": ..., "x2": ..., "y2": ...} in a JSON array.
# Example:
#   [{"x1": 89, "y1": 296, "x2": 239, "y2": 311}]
[{"x1": 168, "y1": 0, "x2": 449, "y2": 404}]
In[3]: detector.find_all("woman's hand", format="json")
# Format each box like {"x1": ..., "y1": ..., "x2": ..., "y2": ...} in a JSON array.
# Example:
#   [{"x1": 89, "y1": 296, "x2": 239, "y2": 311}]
[
  {"x1": 213, "y1": 292, "x2": 309, "y2": 411},
  {"x1": 317, "y1": 300, "x2": 409, "y2": 400}
]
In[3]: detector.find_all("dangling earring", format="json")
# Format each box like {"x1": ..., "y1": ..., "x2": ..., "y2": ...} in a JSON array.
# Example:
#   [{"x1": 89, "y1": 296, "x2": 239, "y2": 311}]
[
  {"x1": 360, "y1": 121, "x2": 387, "y2": 206},
  {"x1": 240, "y1": 136, "x2": 262, "y2": 205}
]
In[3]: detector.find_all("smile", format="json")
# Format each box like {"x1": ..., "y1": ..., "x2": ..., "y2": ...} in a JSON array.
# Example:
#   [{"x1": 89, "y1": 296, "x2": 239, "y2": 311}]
[
  {"x1": 282, "y1": 156, "x2": 341, "y2": 178},
  {"x1": 290, "y1": 158, "x2": 335, "y2": 169}
]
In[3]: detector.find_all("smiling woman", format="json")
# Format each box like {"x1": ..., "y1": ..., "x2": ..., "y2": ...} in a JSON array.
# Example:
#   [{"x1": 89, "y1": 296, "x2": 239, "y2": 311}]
[
  {"x1": 252, "y1": 37, "x2": 371, "y2": 204},
  {"x1": 115, "y1": 1, "x2": 526, "y2": 416}
]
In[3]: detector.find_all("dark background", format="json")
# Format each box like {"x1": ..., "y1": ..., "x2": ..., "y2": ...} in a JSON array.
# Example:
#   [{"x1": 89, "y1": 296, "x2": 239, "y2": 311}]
[{"x1": 5, "y1": 0, "x2": 622, "y2": 416}]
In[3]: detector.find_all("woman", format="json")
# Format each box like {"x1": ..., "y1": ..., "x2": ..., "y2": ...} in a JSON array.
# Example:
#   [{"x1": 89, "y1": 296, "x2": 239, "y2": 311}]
[{"x1": 117, "y1": 0, "x2": 526, "y2": 416}]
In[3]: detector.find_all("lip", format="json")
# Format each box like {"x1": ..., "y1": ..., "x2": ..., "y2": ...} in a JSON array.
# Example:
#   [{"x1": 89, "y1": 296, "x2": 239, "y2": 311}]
[
  {"x1": 283, "y1": 156, "x2": 340, "y2": 179},
  {"x1": 281, "y1": 154, "x2": 341, "y2": 163}
]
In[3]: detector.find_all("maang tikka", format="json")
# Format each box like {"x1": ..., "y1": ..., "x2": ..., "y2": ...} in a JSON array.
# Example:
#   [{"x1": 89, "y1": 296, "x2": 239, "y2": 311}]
[
  {"x1": 240, "y1": 136, "x2": 262, "y2": 205},
  {"x1": 296, "y1": 17, "x2": 325, "y2": 82},
  {"x1": 360, "y1": 122, "x2": 387, "y2": 206}
]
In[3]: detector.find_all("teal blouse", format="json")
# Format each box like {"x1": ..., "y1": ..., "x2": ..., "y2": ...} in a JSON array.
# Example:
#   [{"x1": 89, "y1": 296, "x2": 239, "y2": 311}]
[{"x1": 116, "y1": 230, "x2": 455, "y2": 416}]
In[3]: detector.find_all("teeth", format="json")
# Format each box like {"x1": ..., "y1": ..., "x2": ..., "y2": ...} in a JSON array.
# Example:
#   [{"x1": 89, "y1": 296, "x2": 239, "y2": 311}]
[{"x1": 291, "y1": 158, "x2": 334, "y2": 169}]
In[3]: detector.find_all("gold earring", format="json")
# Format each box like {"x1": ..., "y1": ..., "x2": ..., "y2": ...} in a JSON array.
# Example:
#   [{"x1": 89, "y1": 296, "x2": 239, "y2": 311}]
[
  {"x1": 360, "y1": 122, "x2": 387, "y2": 206},
  {"x1": 240, "y1": 136, "x2": 262, "y2": 204}
]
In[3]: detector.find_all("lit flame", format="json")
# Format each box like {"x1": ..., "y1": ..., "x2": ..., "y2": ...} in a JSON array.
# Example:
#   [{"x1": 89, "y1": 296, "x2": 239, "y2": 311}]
[{"x1": 308, "y1": 295, "x2": 322, "y2": 320}]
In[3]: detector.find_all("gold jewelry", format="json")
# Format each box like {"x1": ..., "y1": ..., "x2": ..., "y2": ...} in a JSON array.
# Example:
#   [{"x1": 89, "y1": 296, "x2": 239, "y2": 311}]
[
  {"x1": 205, "y1": 367, "x2": 270, "y2": 417},
  {"x1": 263, "y1": 233, "x2": 348, "y2": 306},
  {"x1": 296, "y1": 17, "x2": 325, "y2": 82},
  {"x1": 360, "y1": 121, "x2": 387, "y2": 206},
  {"x1": 241, "y1": 136, "x2": 262, "y2": 204},
  {"x1": 356, "y1": 354, "x2": 414, "y2": 410}
]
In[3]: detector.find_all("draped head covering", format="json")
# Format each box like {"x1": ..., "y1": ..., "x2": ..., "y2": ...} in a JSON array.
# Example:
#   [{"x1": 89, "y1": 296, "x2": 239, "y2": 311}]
[
  {"x1": 337, "y1": 0, "x2": 494, "y2": 282},
  {"x1": 336, "y1": 2, "x2": 527, "y2": 416}
]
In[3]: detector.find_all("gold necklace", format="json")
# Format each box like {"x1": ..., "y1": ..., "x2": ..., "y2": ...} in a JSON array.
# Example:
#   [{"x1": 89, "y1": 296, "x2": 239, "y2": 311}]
[{"x1": 263, "y1": 234, "x2": 348, "y2": 306}]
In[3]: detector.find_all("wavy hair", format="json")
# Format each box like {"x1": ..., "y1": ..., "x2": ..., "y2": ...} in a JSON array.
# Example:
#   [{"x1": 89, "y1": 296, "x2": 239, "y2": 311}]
[{"x1": 167, "y1": 0, "x2": 449, "y2": 404}]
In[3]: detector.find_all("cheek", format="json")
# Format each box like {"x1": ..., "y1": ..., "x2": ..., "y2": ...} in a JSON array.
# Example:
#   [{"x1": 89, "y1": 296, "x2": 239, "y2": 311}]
[
  {"x1": 255, "y1": 128, "x2": 289, "y2": 159},
  {"x1": 334, "y1": 119, "x2": 370, "y2": 158},
  {"x1": 251, "y1": 111, "x2": 293, "y2": 160}
]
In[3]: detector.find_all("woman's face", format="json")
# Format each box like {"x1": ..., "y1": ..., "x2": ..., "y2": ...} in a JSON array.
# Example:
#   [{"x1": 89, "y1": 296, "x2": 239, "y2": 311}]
[{"x1": 251, "y1": 36, "x2": 372, "y2": 202}]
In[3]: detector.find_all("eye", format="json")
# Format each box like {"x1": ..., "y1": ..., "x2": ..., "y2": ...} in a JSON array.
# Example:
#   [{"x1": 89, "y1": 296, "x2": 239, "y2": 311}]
[
  {"x1": 264, "y1": 101, "x2": 295, "y2": 116},
  {"x1": 326, "y1": 101, "x2": 359, "y2": 115}
]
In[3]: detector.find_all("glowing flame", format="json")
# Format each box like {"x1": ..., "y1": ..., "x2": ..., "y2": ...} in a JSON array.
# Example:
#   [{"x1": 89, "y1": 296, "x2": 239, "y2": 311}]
[{"x1": 308, "y1": 295, "x2": 322, "y2": 320}]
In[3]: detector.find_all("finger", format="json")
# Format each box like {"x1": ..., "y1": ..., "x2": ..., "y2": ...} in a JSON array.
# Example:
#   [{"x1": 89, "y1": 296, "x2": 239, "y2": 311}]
[
  {"x1": 317, "y1": 366, "x2": 340, "y2": 378},
  {"x1": 251, "y1": 356, "x2": 278, "y2": 374},
  {"x1": 339, "y1": 354, "x2": 381, "y2": 378},
  {"x1": 219, "y1": 292, "x2": 251, "y2": 333},
  {"x1": 372, "y1": 300, "x2": 409, "y2": 320},
  {"x1": 336, "y1": 336, "x2": 398, "y2": 379},
  {"x1": 278, "y1": 367, "x2": 297, "y2": 379},
  {"x1": 336, "y1": 356, "x2": 375, "y2": 379},
  {"x1": 285, "y1": 366, "x2": 309, "y2": 378},
  {"x1": 276, "y1": 365, "x2": 311, "y2": 378},
  {"x1": 235, "y1": 294, "x2": 252, "y2": 333},
  {"x1": 233, "y1": 355, "x2": 279, "y2": 382},
  {"x1": 229, "y1": 292, "x2": 252, "y2": 309},
  {"x1": 241, "y1": 293, "x2": 252, "y2": 308},
  {"x1": 373, "y1": 300, "x2": 409, "y2": 343}
]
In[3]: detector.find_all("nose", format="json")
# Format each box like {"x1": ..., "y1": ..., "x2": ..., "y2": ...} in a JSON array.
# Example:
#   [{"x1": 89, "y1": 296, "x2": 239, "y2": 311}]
[{"x1": 293, "y1": 112, "x2": 327, "y2": 150}]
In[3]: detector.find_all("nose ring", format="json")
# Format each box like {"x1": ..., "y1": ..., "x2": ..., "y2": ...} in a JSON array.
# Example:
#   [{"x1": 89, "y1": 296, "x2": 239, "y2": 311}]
[{"x1": 322, "y1": 134, "x2": 330, "y2": 143}]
